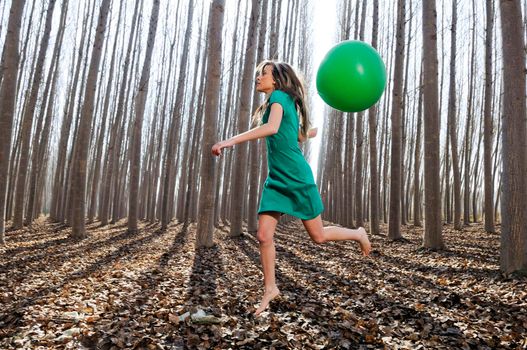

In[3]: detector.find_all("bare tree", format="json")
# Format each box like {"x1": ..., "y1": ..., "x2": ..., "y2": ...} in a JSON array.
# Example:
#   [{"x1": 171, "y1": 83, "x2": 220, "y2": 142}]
[
  {"x1": 161, "y1": 1, "x2": 195, "y2": 230},
  {"x1": 196, "y1": 0, "x2": 226, "y2": 247},
  {"x1": 229, "y1": 0, "x2": 262, "y2": 237},
  {"x1": 388, "y1": 0, "x2": 405, "y2": 240},
  {"x1": 484, "y1": 0, "x2": 495, "y2": 233},
  {"x1": 70, "y1": 0, "x2": 112, "y2": 239},
  {"x1": 498, "y1": 0, "x2": 527, "y2": 273},
  {"x1": 368, "y1": 0, "x2": 380, "y2": 235},
  {"x1": 0, "y1": 0, "x2": 27, "y2": 243},
  {"x1": 354, "y1": 0, "x2": 367, "y2": 228},
  {"x1": 422, "y1": 0, "x2": 444, "y2": 249},
  {"x1": 12, "y1": 0, "x2": 57, "y2": 229},
  {"x1": 447, "y1": 0, "x2": 462, "y2": 230},
  {"x1": 413, "y1": 71, "x2": 423, "y2": 227},
  {"x1": 100, "y1": 0, "x2": 141, "y2": 226},
  {"x1": 128, "y1": 0, "x2": 160, "y2": 233}
]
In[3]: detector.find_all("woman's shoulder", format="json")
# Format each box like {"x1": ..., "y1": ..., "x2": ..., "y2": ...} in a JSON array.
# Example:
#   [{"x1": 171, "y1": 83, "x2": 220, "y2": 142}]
[{"x1": 269, "y1": 89, "x2": 293, "y2": 104}]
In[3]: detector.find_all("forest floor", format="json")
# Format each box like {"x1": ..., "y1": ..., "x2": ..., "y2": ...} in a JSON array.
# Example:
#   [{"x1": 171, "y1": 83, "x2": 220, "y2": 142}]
[{"x1": 0, "y1": 217, "x2": 526, "y2": 350}]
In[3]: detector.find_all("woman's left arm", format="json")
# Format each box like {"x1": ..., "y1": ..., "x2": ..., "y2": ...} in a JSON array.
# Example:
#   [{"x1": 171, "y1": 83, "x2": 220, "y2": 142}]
[{"x1": 298, "y1": 127, "x2": 318, "y2": 142}]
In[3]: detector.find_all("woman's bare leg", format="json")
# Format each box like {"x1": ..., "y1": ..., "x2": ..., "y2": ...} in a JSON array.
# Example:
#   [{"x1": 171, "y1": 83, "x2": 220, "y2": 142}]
[
  {"x1": 255, "y1": 212, "x2": 281, "y2": 315},
  {"x1": 302, "y1": 215, "x2": 371, "y2": 255}
]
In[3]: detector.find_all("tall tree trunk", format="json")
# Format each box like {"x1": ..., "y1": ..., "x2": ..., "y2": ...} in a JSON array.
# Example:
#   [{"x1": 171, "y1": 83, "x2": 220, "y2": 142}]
[
  {"x1": 12, "y1": 0, "x2": 57, "y2": 229},
  {"x1": 388, "y1": 0, "x2": 405, "y2": 240},
  {"x1": 464, "y1": 2, "x2": 477, "y2": 225},
  {"x1": 447, "y1": 0, "x2": 462, "y2": 230},
  {"x1": 354, "y1": 0, "x2": 367, "y2": 228},
  {"x1": 26, "y1": 0, "x2": 69, "y2": 224},
  {"x1": 248, "y1": 0, "x2": 268, "y2": 233},
  {"x1": 422, "y1": 0, "x2": 444, "y2": 249},
  {"x1": 229, "y1": 0, "x2": 261, "y2": 237},
  {"x1": 0, "y1": 0, "x2": 27, "y2": 243},
  {"x1": 413, "y1": 71, "x2": 423, "y2": 227},
  {"x1": 100, "y1": 0, "x2": 141, "y2": 226},
  {"x1": 128, "y1": 0, "x2": 160, "y2": 233},
  {"x1": 368, "y1": 0, "x2": 380, "y2": 235},
  {"x1": 196, "y1": 0, "x2": 226, "y2": 247},
  {"x1": 161, "y1": 1, "x2": 195, "y2": 230},
  {"x1": 70, "y1": 0, "x2": 112, "y2": 239},
  {"x1": 484, "y1": 0, "x2": 495, "y2": 233},
  {"x1": 499, "y1": 0, "x2": 527, "y2": 274}
]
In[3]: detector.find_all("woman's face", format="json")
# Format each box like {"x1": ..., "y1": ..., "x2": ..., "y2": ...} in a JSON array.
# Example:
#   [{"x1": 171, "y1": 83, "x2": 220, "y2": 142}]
[{"x1": 256, "y1": 64, "x2": 275, "y2": 94}]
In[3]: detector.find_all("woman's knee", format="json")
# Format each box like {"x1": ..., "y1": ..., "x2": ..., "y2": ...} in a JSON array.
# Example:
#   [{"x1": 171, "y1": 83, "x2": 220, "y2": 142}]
[
  {"x1": 309, "y1": 232, "x2": 326, "y2": 244},
  {"x1": 257, "y1": 228, "x2": 274, "y2": 245}
]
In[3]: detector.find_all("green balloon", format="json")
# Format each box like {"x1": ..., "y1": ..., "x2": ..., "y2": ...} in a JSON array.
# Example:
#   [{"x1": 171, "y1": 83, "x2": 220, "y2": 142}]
[{"x1": 316, "y1": 40, "x2": 386, "y2": 112}]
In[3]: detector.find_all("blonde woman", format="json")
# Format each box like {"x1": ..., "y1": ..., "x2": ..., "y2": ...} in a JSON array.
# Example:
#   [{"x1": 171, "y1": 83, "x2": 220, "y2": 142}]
[{"x1": 212, "y1": 61, "x2": 371, "y2": 315}]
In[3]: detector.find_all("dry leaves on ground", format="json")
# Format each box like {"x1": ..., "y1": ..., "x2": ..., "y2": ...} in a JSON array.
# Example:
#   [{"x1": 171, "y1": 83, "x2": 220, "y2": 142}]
[{"x1": 0, "y1": 217, "x2": 526, "y2": 349}]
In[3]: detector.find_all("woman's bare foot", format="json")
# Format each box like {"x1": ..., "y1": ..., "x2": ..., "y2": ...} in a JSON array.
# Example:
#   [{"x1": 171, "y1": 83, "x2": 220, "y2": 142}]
[
  {"x1": 358, "y1": 227, "x2": 371, "y2": 256},
  {"x1": 254, "y1": 287, "x2": 280, "y2": 316}
]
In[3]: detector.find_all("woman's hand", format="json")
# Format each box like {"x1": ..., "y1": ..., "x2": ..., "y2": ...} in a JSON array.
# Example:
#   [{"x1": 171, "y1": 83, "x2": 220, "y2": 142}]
[
  {"x1": 308, "y1": 127, "x2": 318, "y2": 138},
  {"x1": 211, "y1": 140, "x2": 232, "y2": 156}
]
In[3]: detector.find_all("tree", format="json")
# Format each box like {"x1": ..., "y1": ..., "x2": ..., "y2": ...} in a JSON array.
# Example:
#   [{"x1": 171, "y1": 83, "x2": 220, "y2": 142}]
[
  {"x1": 161, "y1": 1, "x2": 195, "y2": 230},
  {"x1": 196, "y1": 0, "x2": 226, "y2": 247},
  {"x1": 70, "y1": 0, "x2": 112, "y2": 239},
  {"x1": 128, "y1": 0, "x2": 160, "y2": 233},
  {"x1": 12, "y1": 0, "x2": 57, "y2": 229},
  {"x1": 498, "y1": 0, "x2": 527, "y2": 274},
  {"x1": 422, "y1": 0, "x2": 444, "y2": 249},
  {"x1": 483, "y1": 0, "x2": 495, "y2": 233},
  {"x1": 368, "y1": 0, "x2": 380, "y2": 235},
  {"x1": 447, "y1": 0, "x2": 462, "y2": 230},
  {"x1": 229, "y1": 0, "x2": 261, "y2": 237},
  {"x1": 388, "y1": 0, "x2": 405, "y2": 240},
  {"x1": 0, "y1": 0, "x2": 27, "y2": 243}
]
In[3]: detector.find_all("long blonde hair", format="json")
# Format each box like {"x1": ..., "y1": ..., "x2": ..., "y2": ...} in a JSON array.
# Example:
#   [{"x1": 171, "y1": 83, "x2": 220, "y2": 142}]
[{"x1": 252, "y1": 60, "x2": 311, "y2": 138}]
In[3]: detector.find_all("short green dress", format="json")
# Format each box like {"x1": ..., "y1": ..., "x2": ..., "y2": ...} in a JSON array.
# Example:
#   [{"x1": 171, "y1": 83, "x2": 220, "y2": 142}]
[{"x1": 257, "y1": 90, "x2": 324, "y2": 220}]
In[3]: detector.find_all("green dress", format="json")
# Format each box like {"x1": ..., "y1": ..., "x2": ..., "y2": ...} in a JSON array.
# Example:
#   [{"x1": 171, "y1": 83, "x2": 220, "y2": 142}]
[{"x1": 258, "y1": 90, "x2": 324, "y2": 220}]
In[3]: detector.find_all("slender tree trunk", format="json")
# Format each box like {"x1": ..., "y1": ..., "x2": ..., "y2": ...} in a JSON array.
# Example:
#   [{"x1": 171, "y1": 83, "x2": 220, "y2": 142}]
[
  {"x1": 70, "y1": 0, "x2": 112, "y2": 239},
  {"x1": 464, "y1": 2, "x2": 477, "y2": 225},
  {"x1": 161, "y1": 1, "x2": 195, "y2": 230},
  {"x1": 0, "y1": 0, "x2": 27, "y2": 243},
  {"x1": 229, "y1": 0, "x2": 261, "y2": 237},
  {"x1": 196, "y1": 0, "x2": 226, "y2": 247},
  {"x1": 248, "y1": 0, "x2": 268, "y2": 233},
  {"x1": 422, "y1": 0, "x2": 444, "y2": 249},
  {"x1": 354, "y1": 0, "x2": 367, "y2": 228},
  {"x1": 413, "y1": 71, "x2": 423, "y2": 227},
  {"x1": 447, "y1": 0, "x2": 462, "y2": 230},
  {"x1": 484, "y1": 0, "x2": 495, "y2": 233},
  {"x1": 12, "y1": 0, "x2": 57, "y2": 229},
  {"x1": 368, "y1": 0, "x2": 380, "y2": 235},
  {"x1": 128, "y1": 0, "x2": 160, "y2": 233},
  {"x1": 100, "y1": 0, "x2": 141, "y2": 226},
  {"x1": 388, "y1": 0, "x2": 405, "y2": 240},
  {"x1": 499, "y1": 0, "x2": 527, "y2": 274}
]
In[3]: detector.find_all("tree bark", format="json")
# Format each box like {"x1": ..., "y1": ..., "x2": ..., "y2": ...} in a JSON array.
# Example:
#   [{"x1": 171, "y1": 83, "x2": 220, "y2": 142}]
[
  {"x1": 70, "y1": 0, "x2": 112, "y2": 239},
  {"x1": 498, "y1": 0, "x2": 527, "y2": 274},
  {"x1": 128, "y1": 0, "x2": 160, "y2": 233},
  {"x1": 447, "y1": 0, "x2": 462, "y2": 230},
  {"x1": 422, "y1": 0, "x2": 444, "y2": 249},
  {"x1": 12, "y1": 0, "x2": 57, "y2": 229},
  {"x1": 196, "y1": 0, "x2": 226, "y2": 247},
  {"x1": 368, "y1": 0, "x2": 380, "y2": 235},
  {"x1": 229, "y1": 0, "x2": 261, "y2": 237},
  {"x1": 388, "y1": 0, "x2": 405, "y2": 240},
  {"x1": 0, "y1": 0, "x2": 27, "y2": 243},
  {"x1": 484, "y1": 0, "x2": 495, "y2": 233}
]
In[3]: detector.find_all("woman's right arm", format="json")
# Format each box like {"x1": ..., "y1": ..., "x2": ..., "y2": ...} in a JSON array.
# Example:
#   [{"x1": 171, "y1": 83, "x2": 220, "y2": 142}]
[{"x1": 212, "y1": 103, "x2": 284, "y2": 156}]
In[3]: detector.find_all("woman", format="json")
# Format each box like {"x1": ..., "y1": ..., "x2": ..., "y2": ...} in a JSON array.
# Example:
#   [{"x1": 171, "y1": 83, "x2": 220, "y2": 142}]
[{"x1": 212, "y1": 60, "x2": 371, "y2": 315}]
